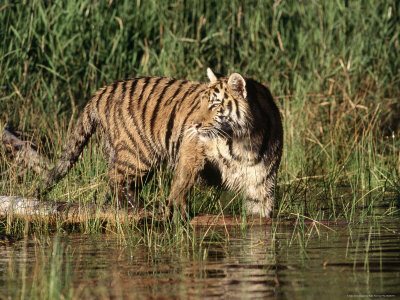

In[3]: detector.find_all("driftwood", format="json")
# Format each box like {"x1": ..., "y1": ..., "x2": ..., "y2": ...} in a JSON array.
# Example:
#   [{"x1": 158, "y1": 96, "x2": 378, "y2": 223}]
[
  {"x1": 2, "y1": 128, "x2": 52, "y2": 176},
  {"x1": 0, "y1": 196, "x2": 345, "y2": 228},
  {"x1": 0, "y1": 196, "x2": 272, "y2": 226},
  {"x1": 0, "y1": 196, "x2": 153, "y2": 225},
  {"x1": 190, "y1": 213, "x2": 272, "y2": 226},
  {"x1": 0, "y1": 233, "x2": 16, "y2": 245}
]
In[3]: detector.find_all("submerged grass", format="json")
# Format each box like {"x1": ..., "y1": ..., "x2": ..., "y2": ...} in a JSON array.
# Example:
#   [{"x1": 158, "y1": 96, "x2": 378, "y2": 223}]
[
  {"x1": 0, "y1": 0, "x2": 399, "y2": 241},
  {"x1": 4, "y1": 236, "x2": 73, "y2": 299}
]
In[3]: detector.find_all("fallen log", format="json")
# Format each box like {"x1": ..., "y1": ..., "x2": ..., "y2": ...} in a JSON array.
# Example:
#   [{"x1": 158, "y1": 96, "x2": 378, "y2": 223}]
[
  {"x1": 0, "y1": 233, "x2": 16, "y2": 245},
  {"x1": 190, "y1": 213, "x2": 272, "y2": 226},
  {"x1": 0, "y1": 196, "x2": 275, "y2": 226},
  {"x1": 2, "y1": 128, "x2": 52, "y2": 176},
  {"x1": 0, "y1": 196, "x2": 151, "y2": 225},
  {"x1": 0, "y1": 196, "x2": 346, "y2": 227}
]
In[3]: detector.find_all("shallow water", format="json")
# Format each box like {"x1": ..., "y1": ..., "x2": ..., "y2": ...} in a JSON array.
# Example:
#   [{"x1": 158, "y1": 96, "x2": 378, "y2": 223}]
[{"x1": 1, "y1": 220, "x2": 400, "y2": 299}]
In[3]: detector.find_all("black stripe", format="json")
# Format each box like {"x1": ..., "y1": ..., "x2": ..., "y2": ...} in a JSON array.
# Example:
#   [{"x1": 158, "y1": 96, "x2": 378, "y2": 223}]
[
  {"x1": 113, "y1": 100, "x2": 120, "y2": 138},
  {"x1": 226, "y1": 138, "x2": 241, "y2": 161},
  {"x1": 129, "y1": 79, "x2": 138, "y2": 100},
  {"x1": 173, "y1": 86, "x2": 195, "y2": 111},
  {"x1": 114, "y1": 163, "x2": 148, "y2": 175},
  {"x1": 217, "y1": 146, "x2": 231, "y2": 168},
  {"x1": 141, "y1": 77, "x2": 164, "y2": 152},
  {"x1": 174, "y1": 100, "x2": 200, "y2": 154},
  {"x1": 150, "y1": 78, "x2": 177, "y2": 136},
  {"x1": 118, "y1": 102, "x2": 153, "y2": 166},
  {"x1": 127, "y1": 79, "x2": 139, "y2": 119},
  {"x1": 169, "y1": 84, "x2": 204, "y2": 155},
  {"x1": 162, "y1": 80, "x2": 187, "y2": 151},
  {"x1": 141, "y1": 77, "x2": 164, "y2": 123},
  {"x1": 180, "y1": 98, "x2": 201, "y2": 129},
  {"x1": 105, "y1": 81, "x2": 119, "y2": 141},
  {"x1": 171, "y1": 141, "x2": 176, "y2": 161},
  {"x1": 227, "y1": 100, "x2": 232, "y2": 114},
  {"x1": 137, "y1": 77, "x2": 152, "y2": 106},
  {"x1": 95, "y1": 86, "x2": 109, "y2": 114},
  {"x1": 120, "y1": 140, "x2": 152, "y2": 167},
  {"x1": 82, "y1": 105, "x2": 93, "y2": 134},
  {"x1": 165, "y1": 102, "x2": 178, "y2": 153},
  {"x1": 175, "y1": 83, "x2": 203, "y2": 111},
  {"x1": 116, "y1": 141, "x2": 151, "y2": 169},
  {"x1": 113, "y1": 81, "x2": 127, "y2": 138},
  {"x1": 164, "y1": 80, "x2": 188, "y2": 106},
  {"x1": 233, "y1": 98, "x2": 241, "y2": 119},
  {"x1": 105, "y1": 81, "x2": 119, "y2": 112},
  {"x1": 128, "y1": 79, "x2": 139, "y2": 114},
  {"x1": 190, "y1": 88, "x2": 205, "y2": 106},
  {"x1": 120, "y1": 80, "x2": 127, "y2": 110},
  {"x1": 121, "y1": 80, "x2": 128, "y2": 100},
  {"x1": 125, "y1": 79, "x2": 154, "y2": 155},
  {"x1": 141, "y1": 77, "x2": 163, "y2": 108},
  {"x1": 115, "y1": 160, "x2": 148, "y2": 172},
  {"x1": 174, "y1": 84, "x2": 203, "y2": 119}
]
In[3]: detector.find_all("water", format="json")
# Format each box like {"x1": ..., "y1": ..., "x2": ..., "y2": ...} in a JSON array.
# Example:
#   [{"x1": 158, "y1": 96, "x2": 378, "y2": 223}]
[{"x1": 1, "y1": 221, "x2": 400, "y2": 299}]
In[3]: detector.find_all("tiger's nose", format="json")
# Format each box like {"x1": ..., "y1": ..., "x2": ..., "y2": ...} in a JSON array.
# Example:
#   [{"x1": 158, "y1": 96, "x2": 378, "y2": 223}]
[{"x1": 192, "y1": 122, "x2": 202, "y2": 129}]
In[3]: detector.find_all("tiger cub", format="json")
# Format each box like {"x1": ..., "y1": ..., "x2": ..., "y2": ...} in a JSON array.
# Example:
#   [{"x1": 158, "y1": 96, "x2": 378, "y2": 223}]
[{"x1": 43, "y1": 68, "x2": 283, "y2": 218}]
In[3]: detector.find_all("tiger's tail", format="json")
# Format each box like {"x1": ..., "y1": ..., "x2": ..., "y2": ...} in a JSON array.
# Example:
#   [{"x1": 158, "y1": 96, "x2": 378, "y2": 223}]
[{"x1": 41, "y1": 102, "x2": 99, "y2": 194}]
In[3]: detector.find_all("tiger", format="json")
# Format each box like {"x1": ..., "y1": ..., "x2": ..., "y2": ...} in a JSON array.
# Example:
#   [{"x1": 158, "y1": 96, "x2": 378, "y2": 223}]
[{"x1": 42, "y1": 68, "x2": 283, "y2": 218}]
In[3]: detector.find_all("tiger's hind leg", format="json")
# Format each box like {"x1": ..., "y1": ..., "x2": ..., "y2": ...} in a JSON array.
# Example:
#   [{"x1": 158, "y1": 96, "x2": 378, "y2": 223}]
[
  {"x1": 108, "y1": 168, "x2": 147, "y2": 209},
  {"x1": 103, "y1": 136, "x2": 148, "y2": 208},
  {"x1": 101, "y1": 134, "x2": 142, "y2": 208}
]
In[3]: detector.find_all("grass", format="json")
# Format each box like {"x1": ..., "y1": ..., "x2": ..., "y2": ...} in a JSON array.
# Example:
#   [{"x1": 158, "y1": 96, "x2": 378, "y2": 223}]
[{"x1": 0, "y1": 0, "x2": 399, "y2": 239}]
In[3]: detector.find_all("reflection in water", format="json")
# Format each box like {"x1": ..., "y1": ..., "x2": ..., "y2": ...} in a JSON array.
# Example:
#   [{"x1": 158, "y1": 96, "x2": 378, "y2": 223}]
[{"x1": 1, "y1": 221, "x2": 400, "y2": 299}]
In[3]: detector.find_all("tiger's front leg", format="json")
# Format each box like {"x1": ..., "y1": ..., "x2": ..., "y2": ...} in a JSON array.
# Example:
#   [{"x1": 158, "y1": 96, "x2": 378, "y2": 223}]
[
  {"x1": 243, "y1": 163, "x2": 278, "y2": 218},
  {"x1": 166, "y1": 142, "x2": 206, "y2": 218}
]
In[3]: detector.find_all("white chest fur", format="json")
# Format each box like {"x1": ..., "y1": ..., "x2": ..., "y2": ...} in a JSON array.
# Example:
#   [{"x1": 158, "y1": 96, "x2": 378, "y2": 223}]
[{"x1": 205, "y1": 137, "x2": 268, "y2": 193}]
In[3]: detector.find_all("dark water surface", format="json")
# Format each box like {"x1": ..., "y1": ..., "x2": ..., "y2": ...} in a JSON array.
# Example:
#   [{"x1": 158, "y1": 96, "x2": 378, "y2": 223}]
[{"x1": 1, "y1": 220, "x2": 400, "y2": 299}]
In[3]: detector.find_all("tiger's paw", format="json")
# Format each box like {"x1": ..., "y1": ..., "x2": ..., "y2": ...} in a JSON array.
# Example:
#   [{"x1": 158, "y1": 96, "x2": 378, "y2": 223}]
[{"x1": 245, "y1": 199, "x2": 273, "y2": 219}]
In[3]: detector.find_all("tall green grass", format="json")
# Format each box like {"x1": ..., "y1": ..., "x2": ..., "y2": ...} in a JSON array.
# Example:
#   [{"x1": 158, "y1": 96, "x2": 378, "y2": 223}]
[{"x1": 1, "y1": 0, "x2": 399, "y2": 235}]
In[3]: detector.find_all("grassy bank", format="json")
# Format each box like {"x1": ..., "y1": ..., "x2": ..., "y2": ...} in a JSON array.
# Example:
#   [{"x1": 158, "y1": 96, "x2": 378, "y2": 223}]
[{"x1": 1, "y1": 0, "x2": 399, "y2": 236}]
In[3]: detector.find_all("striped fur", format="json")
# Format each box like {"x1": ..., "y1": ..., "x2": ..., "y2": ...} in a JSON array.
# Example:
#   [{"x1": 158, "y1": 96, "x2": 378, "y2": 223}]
[{"x1": 44, "y1": 68, "x2": 283, "y2": 218}]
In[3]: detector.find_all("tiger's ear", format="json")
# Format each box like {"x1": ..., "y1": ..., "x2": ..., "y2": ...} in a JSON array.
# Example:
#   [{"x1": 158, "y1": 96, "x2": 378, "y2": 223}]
[
  {"x1": 228, "y1": 73, "x2": 247, "y2": 99},
  {"x1": 207, "y1": 68, "x2": 223, "y2": 83}
]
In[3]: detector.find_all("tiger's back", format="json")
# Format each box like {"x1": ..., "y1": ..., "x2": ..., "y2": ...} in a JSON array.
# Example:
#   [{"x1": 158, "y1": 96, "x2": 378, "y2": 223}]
[
  {"x1": 94, "y1": 77, "x2": 207, "y2": 177},
  {"x1": 45, "y1": 77, "x2": 207, "y2": 191}
]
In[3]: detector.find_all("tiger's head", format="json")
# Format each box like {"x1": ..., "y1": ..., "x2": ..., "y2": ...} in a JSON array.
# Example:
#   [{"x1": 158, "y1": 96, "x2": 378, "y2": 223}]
[{"x1": 190, "y1": 68, "x2": 253, "y2": 141}]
